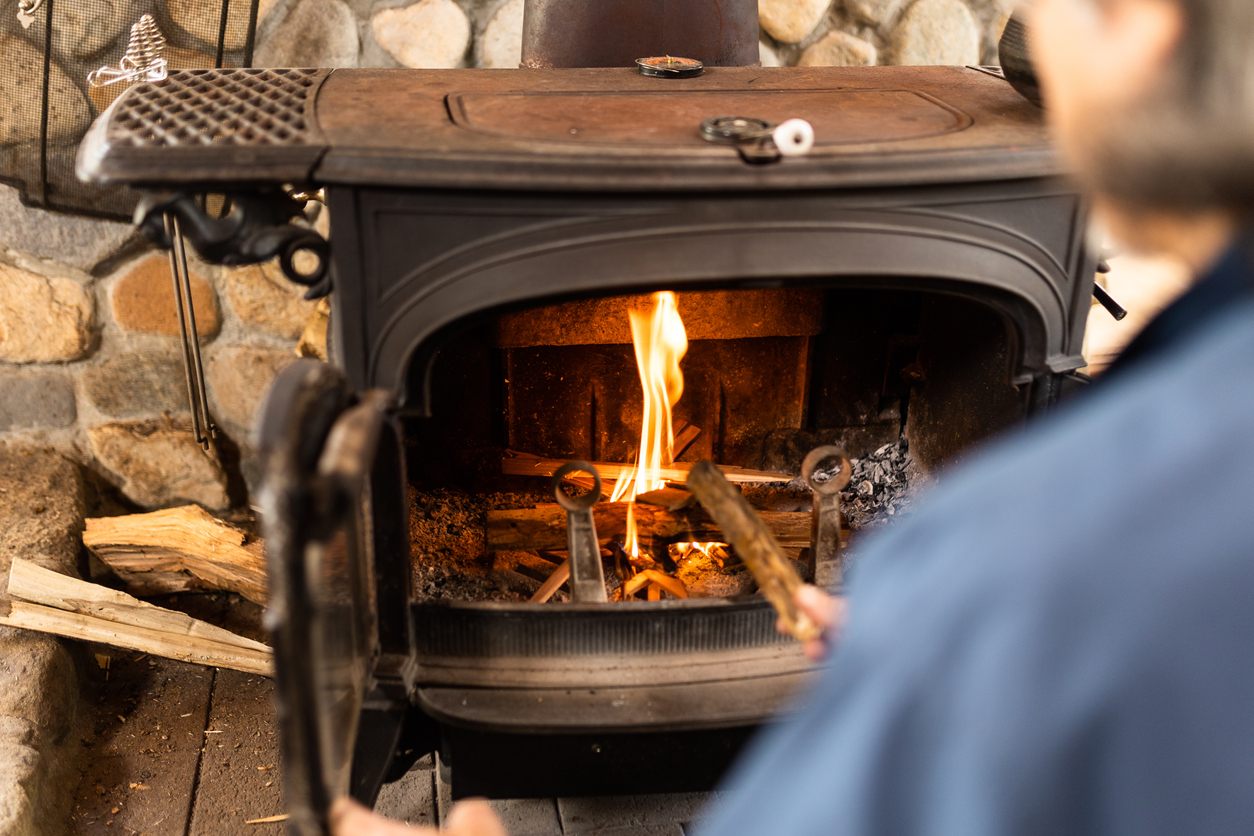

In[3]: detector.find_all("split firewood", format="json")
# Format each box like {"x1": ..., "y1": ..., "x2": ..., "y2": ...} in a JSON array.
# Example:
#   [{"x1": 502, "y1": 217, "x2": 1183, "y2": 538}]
[
  {"x1": 635, "y1": 487, "x2": 695, "y2": 512},
  {"x1": 618, "y1": 569, "x2": 688, "y2": 600},
  {"x1": 1, "y1": 559, "x2": 272, "y2": 676},
  {"x1": 529, "y1": 559, "x2": 571, "y2": 603},
  {"x1": 686, "y1": 460, "x2": 821, "y2": 642},
  {"x1": 620, "y1": 572, "x2": 649, "y2": 598},
  {"x1": 671, "y1": 420, "x2": 702, "y2": 461},
  {"x1": 640, "y1": 569, "x2": 687, "y2": 598},
  {"x1": 486, "y1": 503, "x2": 810, "y2": 553},
  {"x1": 83, "y1": 506, "x2": 267, "y2": 605},
  {"x1": 501, "y1": 456, "x2": 791, "y2": 486}
]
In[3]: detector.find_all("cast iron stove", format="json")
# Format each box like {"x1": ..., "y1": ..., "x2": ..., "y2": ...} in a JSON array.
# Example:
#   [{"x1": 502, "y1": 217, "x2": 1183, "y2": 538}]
[{"x1": 78, "y1": 64, "x2": 1095, "y2": 835}]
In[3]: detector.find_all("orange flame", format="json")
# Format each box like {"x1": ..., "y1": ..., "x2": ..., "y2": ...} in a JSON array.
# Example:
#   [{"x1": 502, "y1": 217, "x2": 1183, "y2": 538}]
[{"x1": 609, "y1": 292, "x2": 689, "y2": 557}]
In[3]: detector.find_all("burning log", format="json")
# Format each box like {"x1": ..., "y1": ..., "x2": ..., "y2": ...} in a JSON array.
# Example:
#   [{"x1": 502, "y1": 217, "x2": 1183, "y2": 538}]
[
  {"x1": 635, "y1": 487, "x2": 695, "y2": 512},
  {"x1": 617, "y1": 569, "x2": 688, "y2": 601},
  {"x1": 502, "y1": 456, "x2": 792, "y2": 486},
  {"x1": 685, "y1": 460, "x2": 821, "y2": 642},
  {"x1": 486, "y1": 503, "x2": 810, "y2": 553},
  {"x1": 83, "y1": 506, "x2": 267, "y2": 605},
  {"x1": 0, "y1": 559, "x2": 271, "y2": 675}
]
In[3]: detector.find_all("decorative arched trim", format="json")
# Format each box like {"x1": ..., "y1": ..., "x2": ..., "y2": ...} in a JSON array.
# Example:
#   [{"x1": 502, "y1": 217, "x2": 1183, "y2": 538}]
[{"x1": 364, "y1": 212, "x2": 1079, "y2": 414}]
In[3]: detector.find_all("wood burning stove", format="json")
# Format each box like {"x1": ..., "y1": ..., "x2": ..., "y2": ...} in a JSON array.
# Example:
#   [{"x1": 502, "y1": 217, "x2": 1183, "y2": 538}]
[{"x1": 77, "y1": 63, "x2": 1095, "y2": 834}]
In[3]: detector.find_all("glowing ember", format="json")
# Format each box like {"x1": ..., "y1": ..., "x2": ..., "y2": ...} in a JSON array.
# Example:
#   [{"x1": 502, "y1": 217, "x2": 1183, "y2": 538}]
[{"x1": 671, "y1": 541, "x2": 725, "y2": 561}]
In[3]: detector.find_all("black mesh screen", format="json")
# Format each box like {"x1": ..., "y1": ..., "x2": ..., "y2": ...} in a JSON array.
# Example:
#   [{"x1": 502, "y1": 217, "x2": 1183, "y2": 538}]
[{"x1": 0, "y1": 0, "x2": 260, "y2": 220}]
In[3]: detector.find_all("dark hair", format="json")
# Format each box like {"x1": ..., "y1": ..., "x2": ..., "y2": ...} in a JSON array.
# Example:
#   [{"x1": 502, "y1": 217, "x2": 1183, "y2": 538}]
[{"x1": 1084, "y1": 0, "x2": 1254, "y2": 211}]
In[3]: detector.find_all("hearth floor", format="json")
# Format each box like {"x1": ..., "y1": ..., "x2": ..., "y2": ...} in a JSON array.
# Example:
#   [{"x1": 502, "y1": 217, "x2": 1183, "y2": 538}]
[{"x1": 68, "y1": 652, "x2": 724, "y2": 835}]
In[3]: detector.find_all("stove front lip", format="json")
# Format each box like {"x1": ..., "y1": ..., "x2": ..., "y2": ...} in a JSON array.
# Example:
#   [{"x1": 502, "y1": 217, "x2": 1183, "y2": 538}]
[{"x1": 405, "y1": 586, "x2": 816, "y2": 733}]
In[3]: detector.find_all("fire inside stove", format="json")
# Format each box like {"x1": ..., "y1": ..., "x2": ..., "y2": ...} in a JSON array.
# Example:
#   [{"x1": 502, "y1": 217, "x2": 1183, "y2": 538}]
[
  {"x1": 603, "y1": 291, "x2": 726, "y2": 601},
  {"x1": 405, "y1": 286, "x2": 1020, "y2": 606}
]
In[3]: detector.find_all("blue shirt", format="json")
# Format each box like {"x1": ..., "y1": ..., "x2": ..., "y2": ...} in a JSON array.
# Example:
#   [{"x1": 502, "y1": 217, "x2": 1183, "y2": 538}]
[{"x1": 700, "y1": 238, "x2": 1254, "y2": 836}]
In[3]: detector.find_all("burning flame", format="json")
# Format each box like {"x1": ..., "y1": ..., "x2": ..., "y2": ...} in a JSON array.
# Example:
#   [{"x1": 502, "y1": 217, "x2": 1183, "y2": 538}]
[
  {"x1": 605, "y1": 292, "x2": 727, "y2": 595},
  {"x1": 609, "y1": 292, "x2": 689, "y2": 557}
]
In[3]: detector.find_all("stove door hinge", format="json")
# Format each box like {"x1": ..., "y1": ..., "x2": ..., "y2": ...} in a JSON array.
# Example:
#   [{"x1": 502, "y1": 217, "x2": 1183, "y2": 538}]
[{"x1": 135, "y1": 188, "x2": 332, "y2": 299}]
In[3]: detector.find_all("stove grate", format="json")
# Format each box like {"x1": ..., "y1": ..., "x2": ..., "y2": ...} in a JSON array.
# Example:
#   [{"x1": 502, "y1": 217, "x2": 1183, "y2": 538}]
[{"x1": 109, "y1": 68, "x2": 323, "y2": 148}]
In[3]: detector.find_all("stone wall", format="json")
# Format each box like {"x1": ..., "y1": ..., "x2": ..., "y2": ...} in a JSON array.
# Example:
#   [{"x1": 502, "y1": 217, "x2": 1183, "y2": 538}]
[
  {"x1": 255, "y1": 0, "x2": 1014, "y2": 71},
  {"x1": 0, "y1": 0, "x2": 1013, "y2": 513},
  {"x1": 0, "y1": 187, "x2": 327, "y2": 511}
]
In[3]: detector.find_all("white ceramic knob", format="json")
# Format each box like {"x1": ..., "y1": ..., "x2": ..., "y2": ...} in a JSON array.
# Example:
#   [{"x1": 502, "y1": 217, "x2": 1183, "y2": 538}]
[{"x1": 772, "y1": 118, "x2": 815, "y2": 157}]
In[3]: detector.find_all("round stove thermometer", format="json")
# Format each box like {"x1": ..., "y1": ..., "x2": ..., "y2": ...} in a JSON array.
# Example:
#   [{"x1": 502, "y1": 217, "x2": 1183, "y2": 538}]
[{"x1": 636, "y1": 56, "x2": 704, "y2": 78}]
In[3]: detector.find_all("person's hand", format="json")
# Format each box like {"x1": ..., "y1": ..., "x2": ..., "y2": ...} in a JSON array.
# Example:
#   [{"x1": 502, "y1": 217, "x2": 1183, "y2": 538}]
[
  {"x1": 330, "y1": 797, "x2": 508, "y2": 836},
  {"x1": 777, "y1": 585, "x2": 847, "y2": 662}
]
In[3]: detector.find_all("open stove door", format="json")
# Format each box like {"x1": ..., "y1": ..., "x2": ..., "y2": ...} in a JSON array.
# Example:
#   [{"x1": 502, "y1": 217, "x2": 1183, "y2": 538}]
[{"x1": 258, "y1": 360, "x2": 420, "y2": 835}]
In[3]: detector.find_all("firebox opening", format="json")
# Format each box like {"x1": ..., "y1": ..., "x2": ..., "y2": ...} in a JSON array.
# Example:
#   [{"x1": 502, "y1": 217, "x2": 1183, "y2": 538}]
[{"x1": 402, "y1": 286, "x2": 1024, "y2": 605}]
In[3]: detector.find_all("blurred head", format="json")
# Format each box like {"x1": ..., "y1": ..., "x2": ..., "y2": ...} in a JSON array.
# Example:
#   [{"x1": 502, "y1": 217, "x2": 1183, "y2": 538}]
[{"x1": 1028, "y1": 0, "x2": 1254, "y2": 257}]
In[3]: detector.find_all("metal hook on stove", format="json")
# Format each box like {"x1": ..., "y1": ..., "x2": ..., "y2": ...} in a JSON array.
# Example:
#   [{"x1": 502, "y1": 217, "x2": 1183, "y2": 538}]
[
  {"x1": 801, "y1": 446, "x2": 851, "y2": 592},
  {"x1": 164, "y1": 213, "x2": 217, "y2": 449},
  {"x1": 551, "y1": 462, "x2": 607, "y2": 603}
]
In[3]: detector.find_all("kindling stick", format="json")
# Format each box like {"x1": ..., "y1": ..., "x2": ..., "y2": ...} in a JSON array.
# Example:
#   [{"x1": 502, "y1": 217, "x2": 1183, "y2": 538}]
[{"x1": 685, "y1": 460, "x2": 820, "y2": 642}]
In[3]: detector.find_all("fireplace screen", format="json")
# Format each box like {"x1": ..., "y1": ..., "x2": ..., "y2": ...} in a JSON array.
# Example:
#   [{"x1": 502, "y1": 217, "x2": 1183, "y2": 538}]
[{"x1": 0, "y1": 0, "x2": 258, "y2": 218}]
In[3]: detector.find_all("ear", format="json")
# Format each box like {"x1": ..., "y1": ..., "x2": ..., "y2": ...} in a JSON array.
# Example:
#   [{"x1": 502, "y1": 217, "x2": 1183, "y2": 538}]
[{"x1": 1103, "y1": 0, "x2": 1186, "y2": 93}]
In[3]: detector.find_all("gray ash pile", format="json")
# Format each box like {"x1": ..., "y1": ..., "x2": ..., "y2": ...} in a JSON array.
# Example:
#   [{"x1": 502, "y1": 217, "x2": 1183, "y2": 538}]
[{"x1": 837, "y1": 437, "x2": 918, "y2": 530}]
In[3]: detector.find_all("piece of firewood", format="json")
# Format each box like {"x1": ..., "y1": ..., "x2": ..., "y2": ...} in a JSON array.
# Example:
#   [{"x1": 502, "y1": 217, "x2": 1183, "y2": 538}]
[
  {"x1": 501, "y1": 456, "x2": 792, "y2": 485},
  {"x1": 635, "y1": 487, "x2": 694, "y2": 512},
  {"x1": 8, "y1": 560, "x2": 268, "y2": 653},
  {"x1": 486, "y1": 503, "x2": 810, "y2": 552},
  {"x1": 671, "y1": 421, "x2": 702, "y2": 462},
  {"x1": 1, "y1": 561, "x2": 271, "y2": 675},
  {"x1": 638, "y1": 568, "x2": 687, "y2": 598},
  {"x1": 83, "y1": 506, "x2": 267, "y2": 605},
  {"x1": 529, "y1": 559, "x2": 571, "y2": 604},
  {"x1": 686, "y1": 460, "x2": 820, "y2": 642},
  {"x1": 620, "y1": 572, "x2": 651, "y2": 598}
]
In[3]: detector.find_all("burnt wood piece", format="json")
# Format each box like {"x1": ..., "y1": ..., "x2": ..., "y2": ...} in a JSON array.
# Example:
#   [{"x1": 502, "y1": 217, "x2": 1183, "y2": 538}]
[
  {"x1": 492, "y1": 290, "x2": 825, "y2": 347},
  {"x1": 81, "y1": 66, "x2": 1054, "y2": 191},
  {"x1": 502, "y1": 456, "x2": 791, "y2": 484},
  {"x1": 505, "y1": 337, "x2": 811, "y2": 467},
  {"x1": 686, "y1": 461, "x2": 819, "y2": 642},
  {"x1": 486, "y1": 503, "x2": 811, "y2": 552},
  {"x1": 635, "y1": 487, "x2": 694, "y2": 511}
]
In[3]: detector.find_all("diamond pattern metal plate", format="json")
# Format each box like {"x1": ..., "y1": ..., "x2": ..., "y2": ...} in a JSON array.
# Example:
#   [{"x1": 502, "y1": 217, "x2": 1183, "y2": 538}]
[{"x1": 108, "y1": 68, "x2": 327, "y2": 148}]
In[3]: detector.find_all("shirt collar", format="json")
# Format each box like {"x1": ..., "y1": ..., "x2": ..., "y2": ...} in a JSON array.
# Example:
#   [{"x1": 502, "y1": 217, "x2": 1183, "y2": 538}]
[{"x1": 1105, "y1": 234, "x2": 1254, "y2": 377}]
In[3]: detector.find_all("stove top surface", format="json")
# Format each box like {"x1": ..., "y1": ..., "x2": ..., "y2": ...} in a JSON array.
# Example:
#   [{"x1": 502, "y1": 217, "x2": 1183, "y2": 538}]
[{"x1": 80, "y1": 65, "x2": 1057, "y2": 192}]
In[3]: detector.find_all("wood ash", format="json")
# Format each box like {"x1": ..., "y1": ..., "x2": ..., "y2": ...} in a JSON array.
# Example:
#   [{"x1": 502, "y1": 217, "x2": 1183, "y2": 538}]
[{"x1": 837, "y1": 437, "x2": 918, "y2": 530}]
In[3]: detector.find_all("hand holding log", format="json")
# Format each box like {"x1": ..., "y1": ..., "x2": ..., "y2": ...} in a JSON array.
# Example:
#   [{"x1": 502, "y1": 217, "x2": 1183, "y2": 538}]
[{"x1": 685, "y1": 460, "x2": 821, "y2": 642}]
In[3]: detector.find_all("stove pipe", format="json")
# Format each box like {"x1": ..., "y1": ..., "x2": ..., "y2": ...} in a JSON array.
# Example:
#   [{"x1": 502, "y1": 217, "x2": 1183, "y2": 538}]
[{"x1": 520, "y1": 0, "x2": 761, "y2": 69}]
